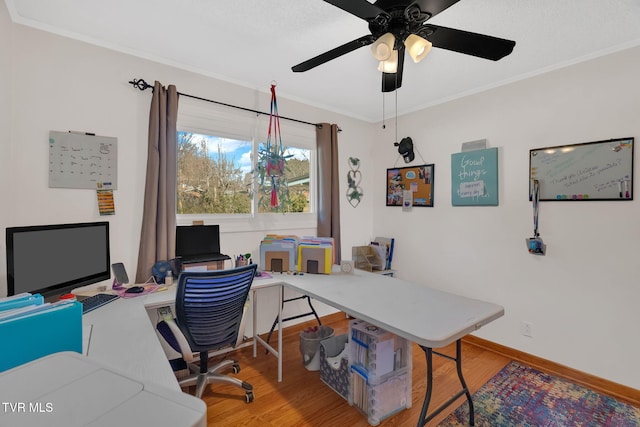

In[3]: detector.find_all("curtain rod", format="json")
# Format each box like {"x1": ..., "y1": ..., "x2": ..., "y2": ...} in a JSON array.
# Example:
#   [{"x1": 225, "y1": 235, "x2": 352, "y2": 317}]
[{"x1": 128, "y1": 78, "x2": 320, "y2": 128}]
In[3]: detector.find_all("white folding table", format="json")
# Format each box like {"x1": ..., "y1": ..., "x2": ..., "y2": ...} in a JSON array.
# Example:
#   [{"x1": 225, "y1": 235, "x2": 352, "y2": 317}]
[{"x1": 279, "y1": 269, "x2": 504, "y2": 427}]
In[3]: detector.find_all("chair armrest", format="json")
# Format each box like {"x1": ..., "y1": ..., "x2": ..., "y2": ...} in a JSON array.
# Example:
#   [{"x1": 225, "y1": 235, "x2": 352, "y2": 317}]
[{"x1": 163, "y1": 318, "x2": 195, "y2": 363}]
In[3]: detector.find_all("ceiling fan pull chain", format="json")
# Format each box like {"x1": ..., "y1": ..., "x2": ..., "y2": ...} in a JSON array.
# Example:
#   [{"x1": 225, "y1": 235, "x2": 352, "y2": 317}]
[
  {"x1": 394, "y1": 88, "x2": 398, "y2": 143},
  {"x1": 381, "y1": 92, "x2": 386, "y2": 129}
]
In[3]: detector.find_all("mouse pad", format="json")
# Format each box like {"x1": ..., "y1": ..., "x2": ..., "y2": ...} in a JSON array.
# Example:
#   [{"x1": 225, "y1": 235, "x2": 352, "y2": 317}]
[{"x1": 114, "y1": 284, "x2": 160, "y2": 298}]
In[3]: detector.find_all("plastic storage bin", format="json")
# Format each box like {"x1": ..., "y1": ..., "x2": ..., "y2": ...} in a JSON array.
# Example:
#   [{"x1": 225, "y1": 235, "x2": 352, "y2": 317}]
[
  {"x1": 348, "y1": 319, "x2": 412, "y2": 425},
  {"x1": 319, "y1": 334, "x2": 350, "y2": 401},
  {"x1": 351, "y1": 368, "x2": 412, "y2": 426},
  {"x1": 349, "y1": 319, "x2": 412, "y2": 378}
]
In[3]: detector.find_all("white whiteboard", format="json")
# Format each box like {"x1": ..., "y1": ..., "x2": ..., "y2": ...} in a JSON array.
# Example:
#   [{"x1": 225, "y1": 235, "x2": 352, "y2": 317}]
[
  {"x1": 49, "y1": 131, "x2": 117, "y2": 189},
  {"x1": 530, "y1": 138, "x2": 633, "y2": 201}
]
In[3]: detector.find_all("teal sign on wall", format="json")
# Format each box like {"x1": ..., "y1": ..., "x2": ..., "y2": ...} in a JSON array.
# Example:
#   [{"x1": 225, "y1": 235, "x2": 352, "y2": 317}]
[{"x1": 451, "y1": 147, "x2": 499, "y2": 206}]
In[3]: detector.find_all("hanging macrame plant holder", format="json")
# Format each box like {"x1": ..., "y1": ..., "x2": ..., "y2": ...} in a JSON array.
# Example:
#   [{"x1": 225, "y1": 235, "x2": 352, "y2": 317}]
[{"x1": 256, "y1": 83, "x2": 290, "y2": 209}]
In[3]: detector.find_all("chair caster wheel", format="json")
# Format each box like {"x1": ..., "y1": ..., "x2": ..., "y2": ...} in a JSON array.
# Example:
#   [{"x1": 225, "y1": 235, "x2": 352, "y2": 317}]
[
  {"x1": 245, "y1": 391, "x2": 254, "y2": 403},
  {"x1": 232, "y1": 363, "x2": 241, "y2": 374}
]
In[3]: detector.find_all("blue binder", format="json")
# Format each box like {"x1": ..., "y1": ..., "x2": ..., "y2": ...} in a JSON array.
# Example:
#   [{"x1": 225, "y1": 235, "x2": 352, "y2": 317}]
[{"x1": 0, "y1": 300, "x2": 82, "y2": 371}]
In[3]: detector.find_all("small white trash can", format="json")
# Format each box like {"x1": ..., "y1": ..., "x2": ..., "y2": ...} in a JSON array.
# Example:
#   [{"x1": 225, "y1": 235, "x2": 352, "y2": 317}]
[{"x1": 299, "y1": 325, "x2": 334, "y2": 371}]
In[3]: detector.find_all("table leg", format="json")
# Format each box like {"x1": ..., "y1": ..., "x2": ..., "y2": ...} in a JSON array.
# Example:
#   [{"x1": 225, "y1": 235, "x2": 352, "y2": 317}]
[
  {"x1": 251, "y1": 284, "x2": 284, "y2": 382},
  {"x1": 277, "y1": 284, "x2": 283, "y2": 382},
  {"x1": 455, "y1": 339, "x2": 474, "y2": 426},
  {"x1": 417, "y1": 347, "x2": 434, "y2": 426},
  {"x1": 252, "y1": 289, "x2": 257, "y2": 358},
  {"x1": 417, "y1": 340, "x2": 474, "y2": 426}
]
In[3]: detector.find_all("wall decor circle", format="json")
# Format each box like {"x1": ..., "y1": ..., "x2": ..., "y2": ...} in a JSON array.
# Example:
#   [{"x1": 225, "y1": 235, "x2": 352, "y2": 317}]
[{"x1": 346, "y1": 157, "x2": 363, "y2": 208}]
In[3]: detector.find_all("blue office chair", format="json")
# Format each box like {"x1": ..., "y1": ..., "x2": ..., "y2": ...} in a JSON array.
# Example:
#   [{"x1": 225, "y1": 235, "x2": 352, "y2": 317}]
[{"x1": 156, "y1": 264, "x2": 257, "y2": 402}]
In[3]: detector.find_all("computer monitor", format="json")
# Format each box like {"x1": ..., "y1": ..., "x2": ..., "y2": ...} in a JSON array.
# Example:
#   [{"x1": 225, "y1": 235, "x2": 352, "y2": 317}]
[
  {"x1": 6, "y1": 221, "x2": 111, "y2": 298},
  {"x1": 175, "y1": 224, "x2": 229, "y2": 263}
]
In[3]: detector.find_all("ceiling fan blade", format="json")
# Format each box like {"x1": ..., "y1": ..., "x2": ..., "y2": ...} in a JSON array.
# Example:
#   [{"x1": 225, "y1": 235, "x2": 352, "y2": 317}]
[
  {"x1": 292, "y1": 35, "x2": 374, "y2": 72},
  {"x1": 323, "y1": 0, "x2": 386, "y2": 20},
  {"x1": 382, "y1": 47, "x2": 405, "y2": 92},
  {"x1": 411, "y1": 0, "x2": 462, "y2": 19},
  {"x1": 423, "y1": 24, "x2": 515, "y2": 61}
]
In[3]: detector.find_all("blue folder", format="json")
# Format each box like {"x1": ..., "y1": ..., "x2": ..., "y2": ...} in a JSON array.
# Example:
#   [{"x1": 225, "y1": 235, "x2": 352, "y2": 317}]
[
  {"x1": 0, "y1": 293, "x2": 44, "y2": 312},
  {"x1": 0, "y1": 300, "x2": 82, "y2": 371}
]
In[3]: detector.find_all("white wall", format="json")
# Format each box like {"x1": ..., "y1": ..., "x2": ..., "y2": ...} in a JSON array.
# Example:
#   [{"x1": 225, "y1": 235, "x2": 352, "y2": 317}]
[
  {"x1": 372, "y1": 46, "x2": 640, "y2": 389},
  {"x1": 0, "y1": 6, "x2": 375, "y2": 335},
  {"x1": 0, "y1": 1, "x2": 12, "y2": 290}
]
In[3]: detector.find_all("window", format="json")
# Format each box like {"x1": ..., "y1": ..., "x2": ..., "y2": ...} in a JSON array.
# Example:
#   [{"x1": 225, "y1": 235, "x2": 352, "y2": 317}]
[
  {"x1": 176, "y1": 96, "x2": 316, "y2": 230},
  {"x1": 177, "y1": 131, "x2": 252, "y2": 214}
]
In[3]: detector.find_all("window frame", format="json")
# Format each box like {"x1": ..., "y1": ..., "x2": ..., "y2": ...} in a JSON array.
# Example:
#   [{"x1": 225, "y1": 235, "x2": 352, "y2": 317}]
[{"x1": 176, "y1": 97, "x2": 317, "y2": 233}]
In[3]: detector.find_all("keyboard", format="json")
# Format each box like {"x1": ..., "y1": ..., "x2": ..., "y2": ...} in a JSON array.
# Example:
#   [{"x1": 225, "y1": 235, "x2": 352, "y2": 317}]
[{"x1": 80, "y1": 293, "x2": 120, "y2": 314}]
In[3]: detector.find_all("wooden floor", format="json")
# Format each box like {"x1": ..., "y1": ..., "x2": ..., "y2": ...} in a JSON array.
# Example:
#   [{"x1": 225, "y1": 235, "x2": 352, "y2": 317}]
[{"x1": 193, "y1": 313, "x2": 511, "y2": 427}]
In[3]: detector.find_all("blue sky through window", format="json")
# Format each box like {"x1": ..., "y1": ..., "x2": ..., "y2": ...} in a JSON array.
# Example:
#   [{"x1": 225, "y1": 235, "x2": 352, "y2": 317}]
[{"x1": 180, "y1": 131, "x2": 309, "y2": 176}]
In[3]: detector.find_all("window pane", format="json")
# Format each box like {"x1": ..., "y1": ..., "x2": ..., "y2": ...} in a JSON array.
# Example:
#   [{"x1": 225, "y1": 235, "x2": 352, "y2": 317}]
[
  {"x1": 256, "y1": 144, "x2": 310, "y2": 213},
  {"x1": 177, "y1": 131, "x2": 252, "y2": 214}
]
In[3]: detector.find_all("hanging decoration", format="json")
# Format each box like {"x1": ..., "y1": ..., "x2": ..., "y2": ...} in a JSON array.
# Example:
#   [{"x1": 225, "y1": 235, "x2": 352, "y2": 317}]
[
  {"x1": 346, "y1": 157, "x2": 363, "y2": 208},
  {"x1": 526, "y1": 179, "x2": 546, "y2": 255},
  {"x1": 254, "y1": 82, "x2": 292, "y2": 211}
]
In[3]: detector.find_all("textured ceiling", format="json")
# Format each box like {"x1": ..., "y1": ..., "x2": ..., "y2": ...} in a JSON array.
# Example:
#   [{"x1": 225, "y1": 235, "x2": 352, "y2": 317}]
[{"x1": 6, "y1": 0, "x2": 640, "y2": 122}]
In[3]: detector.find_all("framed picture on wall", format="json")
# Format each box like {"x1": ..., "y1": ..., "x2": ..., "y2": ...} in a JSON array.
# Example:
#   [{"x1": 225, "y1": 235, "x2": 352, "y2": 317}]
[
  {"x1": 386, "y1": 164, "x2": 434, "y2": 207},
  {"x1": 451, "y1": 147, "x2": 499, "y2": 206}
]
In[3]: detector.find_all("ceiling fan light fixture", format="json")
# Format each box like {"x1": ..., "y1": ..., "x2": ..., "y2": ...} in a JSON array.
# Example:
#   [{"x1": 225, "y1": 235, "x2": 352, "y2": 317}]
[
  {"x1": 377, "y1": 49, "x2": 398, "y2": 73},
  {"x1": 370, "y1": 32, "x2": 396, "y2": 61},
  {"x1": 405, "y1": 34, "x2": 432, "y2": 63}
]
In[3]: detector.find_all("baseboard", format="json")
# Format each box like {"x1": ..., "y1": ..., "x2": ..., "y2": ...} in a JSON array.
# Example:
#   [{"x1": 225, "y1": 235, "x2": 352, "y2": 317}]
[{"x1": 463, "y1": 335, "x2": 640, "y2": 407}]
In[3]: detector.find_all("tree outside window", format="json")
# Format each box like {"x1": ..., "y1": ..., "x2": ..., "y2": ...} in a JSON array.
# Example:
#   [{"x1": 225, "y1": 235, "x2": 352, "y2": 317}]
[{"x1": 177, "y1": 131, "x2": 310, "y2": 215}]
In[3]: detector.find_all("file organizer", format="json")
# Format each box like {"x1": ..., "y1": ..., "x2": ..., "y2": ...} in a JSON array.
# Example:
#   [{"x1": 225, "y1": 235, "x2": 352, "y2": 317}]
[
  {"x1": 349, "y1": 319, "x2": 412, "y2": 426},
  {"x1": 260, "y1": 235, "x2": 298, "y2": 272},
  {"x1": 0, "y1": 300, "x2": 82, "y2": 371},
  {"x1": 352, "y1": 246, "x2": 384, "y2": 272},
  {"x1": 297, "y1": 236, "x2": 334, "y2": 274},
  {"x1": 298, "y1": 245, "x2": 332, "y2": 274}
]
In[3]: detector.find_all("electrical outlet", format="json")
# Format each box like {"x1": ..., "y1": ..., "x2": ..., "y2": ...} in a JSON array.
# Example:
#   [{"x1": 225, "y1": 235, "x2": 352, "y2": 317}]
[{"x1": 520, "y1": 321, "x2": 533, "y2": 338}]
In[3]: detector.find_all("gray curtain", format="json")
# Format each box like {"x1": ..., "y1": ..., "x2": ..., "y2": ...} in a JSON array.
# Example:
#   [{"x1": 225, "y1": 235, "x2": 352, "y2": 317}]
[
  {"x1": 135, "y1": 81, "x2": 179, "y2": 282},
  {"x1": 316, "y1": 123, "x2": 341, "y2": 263}
]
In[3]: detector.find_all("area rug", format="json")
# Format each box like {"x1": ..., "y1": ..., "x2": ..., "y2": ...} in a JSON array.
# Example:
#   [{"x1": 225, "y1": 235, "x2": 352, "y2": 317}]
[{"x1": 439, "y1": 362, "x2": 640, "y2": 427}]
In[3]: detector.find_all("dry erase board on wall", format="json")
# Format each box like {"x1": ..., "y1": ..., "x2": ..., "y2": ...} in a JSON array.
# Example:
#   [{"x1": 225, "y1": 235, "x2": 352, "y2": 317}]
[
  {"x1": 529, "y1": 137, "x2": 633, "y2": 201},
  {"x1": 49, "y1": 131, "x2": 117, "y2": 189}
]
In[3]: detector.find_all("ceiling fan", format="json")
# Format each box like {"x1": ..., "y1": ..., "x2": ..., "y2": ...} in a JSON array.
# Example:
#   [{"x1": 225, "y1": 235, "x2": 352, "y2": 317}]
[{"x1": 292, "y1": 0, "x2": 516, "y2": 92}]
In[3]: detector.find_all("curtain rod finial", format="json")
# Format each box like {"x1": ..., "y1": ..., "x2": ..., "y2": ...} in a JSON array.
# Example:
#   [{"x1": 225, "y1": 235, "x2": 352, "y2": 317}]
[{"x1": 128, "y1": 78, "x2": 153, "y2": 91}]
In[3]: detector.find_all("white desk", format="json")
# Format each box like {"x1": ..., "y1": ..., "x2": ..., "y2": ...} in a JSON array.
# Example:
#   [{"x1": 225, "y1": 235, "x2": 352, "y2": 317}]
[
  {"x1": 277, "y1": 269, "x2": 504, "y2": 427},
  {"x1": 83, "y1": 276, "x2": 284, "y2": 388},
  {"x1": 77, "y1": 269, "x2": 502, "y2": 427},
  {"x1": 279, "y1": 269, "x2": 503, "y2": 348},
  {"x1": 82, "y1": 290, "x2": 181, "y2": 390},
  {"x1": 0, "y1": 352, "x2": 206, "y2": 427}
]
